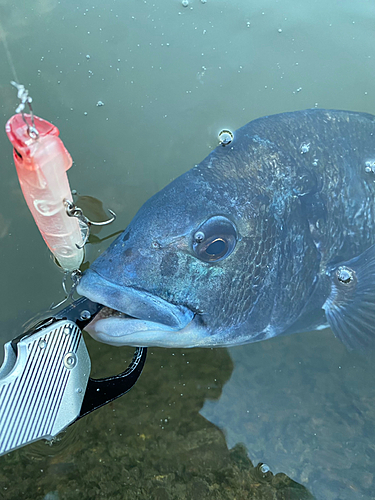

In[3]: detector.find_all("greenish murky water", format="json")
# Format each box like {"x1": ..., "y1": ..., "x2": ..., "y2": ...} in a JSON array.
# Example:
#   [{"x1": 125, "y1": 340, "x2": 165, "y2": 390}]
[{"x1": 1, "y1": 1, "x2": 375, "y2": 499}]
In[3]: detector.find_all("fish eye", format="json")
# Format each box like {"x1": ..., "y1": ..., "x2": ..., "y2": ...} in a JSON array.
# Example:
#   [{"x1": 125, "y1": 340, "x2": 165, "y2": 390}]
[{"x1": 192, "y1": 216, "x2": 237, "y2": 262}]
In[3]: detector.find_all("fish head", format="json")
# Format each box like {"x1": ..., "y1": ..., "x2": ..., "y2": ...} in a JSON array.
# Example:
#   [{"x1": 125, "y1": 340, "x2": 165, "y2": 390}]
[{"x1": 77, "y1": 129, "x2": 288, "y2": 348}]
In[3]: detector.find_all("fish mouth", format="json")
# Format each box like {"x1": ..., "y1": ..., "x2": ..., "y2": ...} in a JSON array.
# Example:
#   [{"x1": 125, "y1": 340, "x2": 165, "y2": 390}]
[{"x1": 76, "y1": 269, "x2": 201, "y2": 347}]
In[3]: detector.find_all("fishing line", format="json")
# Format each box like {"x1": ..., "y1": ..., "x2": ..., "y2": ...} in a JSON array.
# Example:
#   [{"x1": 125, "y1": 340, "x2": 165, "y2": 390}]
[
  {"x1": 0, "y1": 18, "x2": 19, "y2": 84},
  {"x1": 0, "y1": 17, "x2": 39, "y2": 137}
]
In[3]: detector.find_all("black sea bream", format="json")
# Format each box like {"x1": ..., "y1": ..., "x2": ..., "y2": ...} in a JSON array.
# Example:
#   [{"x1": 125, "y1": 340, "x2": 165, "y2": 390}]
[{"x1": 77, "y1": 109, "x2": 375, "y2": 349}]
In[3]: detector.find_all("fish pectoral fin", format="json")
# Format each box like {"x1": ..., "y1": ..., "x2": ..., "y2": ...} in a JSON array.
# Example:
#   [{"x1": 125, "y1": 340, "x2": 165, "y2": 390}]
[{"x1": 323, "y1": 243, "x2": 375, "y2": 350}]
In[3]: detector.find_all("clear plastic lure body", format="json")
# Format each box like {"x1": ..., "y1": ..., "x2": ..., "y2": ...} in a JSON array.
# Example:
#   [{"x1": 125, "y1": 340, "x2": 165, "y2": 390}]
[{"x1": 6, "y1": 113, "x2": 84, "y2": 271}]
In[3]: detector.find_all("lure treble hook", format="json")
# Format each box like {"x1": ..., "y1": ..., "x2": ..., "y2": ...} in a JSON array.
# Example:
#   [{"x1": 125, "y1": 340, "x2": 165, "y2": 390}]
[
  {"x1": 50, "y1": 269, "x2": 83, "y2": 310},
  {"x1": 51, "y1": 202, "x2": 116, "y2": 310},
  {"x1": 10, "y1": 81, "x2": 39, "y2": 139},
  {"x1": 64, "y1": 199, "x2": 116, "y2": 249}
]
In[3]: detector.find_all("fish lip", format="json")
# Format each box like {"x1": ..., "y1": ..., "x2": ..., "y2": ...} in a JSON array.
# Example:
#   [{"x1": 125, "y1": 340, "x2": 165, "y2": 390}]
[{"x1": 76, "y1": 268, "x2": 194, "y2": 330}]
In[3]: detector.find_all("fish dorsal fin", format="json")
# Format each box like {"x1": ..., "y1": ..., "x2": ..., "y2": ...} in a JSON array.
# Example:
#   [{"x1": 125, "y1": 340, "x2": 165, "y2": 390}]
[{"x1": 323, "y1": 243, "x2": 375, "y2": 350}]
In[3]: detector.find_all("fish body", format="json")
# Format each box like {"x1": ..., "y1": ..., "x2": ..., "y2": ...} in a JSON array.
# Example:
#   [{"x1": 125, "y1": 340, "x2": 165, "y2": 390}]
[{"x1": 77, "y1": 109, "x2": 375, "y2": 349}]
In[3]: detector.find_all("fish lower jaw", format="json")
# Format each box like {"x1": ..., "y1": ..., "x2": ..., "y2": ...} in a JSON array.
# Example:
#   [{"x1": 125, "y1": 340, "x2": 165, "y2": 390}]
[{"x1": 82, "y1": 310, "x2": 217, "y2": 348}]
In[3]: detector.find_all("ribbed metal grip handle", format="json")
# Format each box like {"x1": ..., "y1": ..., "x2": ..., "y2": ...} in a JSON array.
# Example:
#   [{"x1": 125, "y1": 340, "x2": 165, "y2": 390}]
[{"x1": 0, "y1": 320, "x2": 90, "y2": 456}]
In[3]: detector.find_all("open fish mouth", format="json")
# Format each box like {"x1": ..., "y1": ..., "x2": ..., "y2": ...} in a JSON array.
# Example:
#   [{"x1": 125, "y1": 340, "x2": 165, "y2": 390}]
[{"x1": 76, "y1": 269, "x2": 199, "y2": 347}]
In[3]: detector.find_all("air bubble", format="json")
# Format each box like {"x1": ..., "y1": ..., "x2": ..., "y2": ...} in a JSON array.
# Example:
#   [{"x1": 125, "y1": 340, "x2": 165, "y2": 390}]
[
  {"x1": 260, "y1": 464, "x2": 270, "y2": 474},
  {"x1": 336, "y1": 266, "x2": 354, "y2": 284},
  {"x1": 218, "y1": 129, "x2": 234, "y2": 146},
  {"x1": 300, "y1": 142, "x2": 310, "y2": 154},
  {"x1": 365, "y1": 160, "x2": 375, "y2": 173},
  {"x1": 194, "y1": 231, "x2": 205, "y2": 243},
  {"x1": 181, "y1": 0, "x2": 189, "y2": 6}
]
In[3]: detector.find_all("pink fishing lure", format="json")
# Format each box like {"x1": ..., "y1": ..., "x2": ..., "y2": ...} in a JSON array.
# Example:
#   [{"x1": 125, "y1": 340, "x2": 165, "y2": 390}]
[{"x1": 6, "y1": 114, "x2": 84, "y2": 271}]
